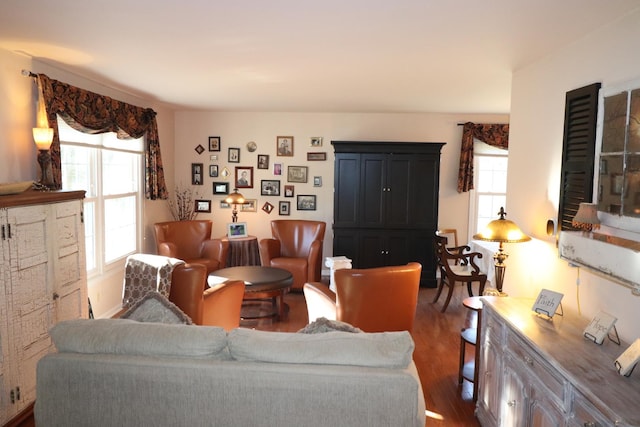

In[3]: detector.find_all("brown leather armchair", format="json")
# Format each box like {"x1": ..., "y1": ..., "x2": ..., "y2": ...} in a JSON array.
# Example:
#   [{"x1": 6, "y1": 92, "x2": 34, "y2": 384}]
[
  {"x1": 169, "y1": 263, "x2": 245, "y2": 330},
  {"x1": 259, "y1": 220, "x2": 326, "y2": 290},
  {"x1": 303, "y1": 262, "x2": 422, "y2": 332},
  {"x1": 154, "y1": 220, "x2": 229, "y2": 274}
]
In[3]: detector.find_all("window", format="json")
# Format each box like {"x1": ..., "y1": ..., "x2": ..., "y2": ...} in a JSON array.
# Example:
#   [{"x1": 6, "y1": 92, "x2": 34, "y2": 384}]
[
  {"x1": 58, "y1": 117, "x2": 143, "y2": 275},
  {"x1": 470, "y1": 142, "x2": 508, "y2": 236}
]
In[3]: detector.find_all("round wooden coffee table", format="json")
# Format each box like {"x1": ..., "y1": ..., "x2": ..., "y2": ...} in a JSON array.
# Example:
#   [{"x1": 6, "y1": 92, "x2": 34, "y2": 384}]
[{"x1": 208, "y1": 266, "x2": 293, "y2": 320}]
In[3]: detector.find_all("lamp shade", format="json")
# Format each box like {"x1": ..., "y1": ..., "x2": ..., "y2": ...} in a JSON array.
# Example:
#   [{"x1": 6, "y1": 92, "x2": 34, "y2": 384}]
[
  {"x1": 33, "y1": 127, "x2": 54, "y2": 150},
  {"x1": 572, "y1": 202, "x2": 600, "y2": 231},
  {"x1": 225, "y1": 189, "x2": 245, "y2": 205},
  {"x1": 473, "y1": 207, "x2": 531, "y2": 243}
]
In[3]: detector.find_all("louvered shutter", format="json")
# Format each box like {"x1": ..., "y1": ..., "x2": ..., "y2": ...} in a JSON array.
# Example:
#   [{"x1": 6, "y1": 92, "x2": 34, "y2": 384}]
[{"x1": 558, "y1": 83, "x2": 601, "y2": 231}]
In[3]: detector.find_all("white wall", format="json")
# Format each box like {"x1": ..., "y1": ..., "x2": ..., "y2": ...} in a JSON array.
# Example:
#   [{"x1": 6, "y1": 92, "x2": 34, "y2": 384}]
[
  {"x1": 174, "y1": 111, "x2": 509, "y2": 260},
  {"x1": 0, "y1": 49, "x2": 177, "y2": 318},
  {"x1": 506, "y1": 9, "x2": 640, "y2": 342}
]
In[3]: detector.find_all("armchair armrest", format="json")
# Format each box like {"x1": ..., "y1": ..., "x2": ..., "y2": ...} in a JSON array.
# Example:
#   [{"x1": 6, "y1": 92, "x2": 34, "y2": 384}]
[
  {"x1": 202, "y1": 238, "x2": 230, "y2": 269},
  {"x1": 306, "y1": 239, "x2": 324, "y2": 282},
  {"x1": 158, "y1": 242, "x2": 179, "y2": 258},
  {"x1": 259, "y1": 238, "x2": 281, "y2": 265},
  {"x1": 168, "y1": 263, "x2": 207, "y2": 324},
  {"x1": 202, "y1": 280, "x2": 245, "y2": 331},
  {"x1": 303, "y1": 282, "x2": 337, "y2": 322}
]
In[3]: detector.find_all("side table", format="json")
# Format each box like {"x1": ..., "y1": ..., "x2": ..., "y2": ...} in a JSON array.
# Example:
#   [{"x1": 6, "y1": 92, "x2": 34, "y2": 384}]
[
  {"x1": 460, "y1": 296, "x2": 483, "y2": 401},
  {"x1": 225, "y1": 235, "x2": 261, "y2": 267}
]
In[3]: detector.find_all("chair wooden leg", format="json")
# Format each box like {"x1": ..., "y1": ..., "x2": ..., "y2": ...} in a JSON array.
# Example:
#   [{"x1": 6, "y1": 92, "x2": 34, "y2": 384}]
[
  {"x1": 466, "y1": 281, "x2": 474, "y2": 297},
  {"x1": 432, "y1": 277, "x2": 445, "y2": 303},
  {"x1": 440, "y1": 280, "x2": 455, "y2": 313}
]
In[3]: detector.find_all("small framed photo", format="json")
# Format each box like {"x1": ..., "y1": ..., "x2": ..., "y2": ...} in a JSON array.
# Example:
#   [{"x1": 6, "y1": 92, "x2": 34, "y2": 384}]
[
  {"x1": 209, "y1": 136, "x2": 221, "y2": 152},
  {"x1": 297, "y1": 195, "x2": 317, "y2": 211},
  {"x1": 262, "y1": 202, "x2": 274, "y2": 214},
  {"x1": 261, "y1": 180, "x2": 281, "y2": 196},
  {"x1": 313, "y1": 176, "x2": 322, "y2": 187},
  {"x1": 279, "y1": 201, "x2": 290, "y2": 216},
  {"x1": 209, "y1": 164, "x2": 218, "y2": 177},
  {"x1": 241, "y1": 199, "x2": 257, "y2": 212},
  {"x1": 194, "y1": 199, "x2": 211, "y2": 213},
  {"x1": 287, "y1": 166, "x2": 308, "y2": 183},
  {"x1": 276, "y1": 136, "x2": 294, "y2": 156},
  {"x1": 227, "y1": 222, "x2": 248, "y2": 239},
  {"x1": 307, "y1": 152, "x2": 327, "y2": 161},
  {"x1": 220, "y1": 201, "x2": 231, "y2": 208},
  {"x1": 235, "y1": 166, "x2": 253, "y2": 188},
  {"x1": 273, "y1": 163, "x2": 283, "y2": 175},
  {"x1": 284, "y1": 184, "x2": 294, "y2": 197},
  {"x1": 192, "y1": 163, "x2": 204, "y2": 185},
  {"x1": 310, "y1": 137, "x2": 323, "y2": 147},
  {"x1": 257, "y1": 154, "x2": 269, "y2": 169},
  {"x1": 195, "y1": 144, "x2": 205, "y2": 155},
  {"x1": 228, "y1": 147, "x2": 240, "y2": 163},
  {"x1": 213, "y1": 181, "x2": 229, "y2": 195}
]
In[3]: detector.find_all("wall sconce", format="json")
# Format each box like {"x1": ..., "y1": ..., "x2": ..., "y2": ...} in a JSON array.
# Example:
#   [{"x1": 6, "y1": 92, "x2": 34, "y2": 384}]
[
  {"x1": 473, "y1": 207, "x2": 531, "y2": 296},
  {"x1": 572, "y1": 202, "x2": 600, "y2": 234},
  {"x1": 225, "y1": 189, "x2": 245, "y2": 223}
]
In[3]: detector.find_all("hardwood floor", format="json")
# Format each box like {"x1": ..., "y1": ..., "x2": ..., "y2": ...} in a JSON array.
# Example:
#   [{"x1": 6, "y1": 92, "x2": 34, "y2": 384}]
[
  {"x1": 16, "y1": 284, "x2": 479, "y2": 427},
  {"x1": 249, "y1": 285, "x2": 481, "y2": 427}
]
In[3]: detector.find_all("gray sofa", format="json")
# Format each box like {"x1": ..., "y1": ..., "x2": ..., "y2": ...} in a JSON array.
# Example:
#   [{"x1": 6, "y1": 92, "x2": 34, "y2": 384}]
[{"x1": 35, "y1": 319, "x2": 426, "y2": 427}]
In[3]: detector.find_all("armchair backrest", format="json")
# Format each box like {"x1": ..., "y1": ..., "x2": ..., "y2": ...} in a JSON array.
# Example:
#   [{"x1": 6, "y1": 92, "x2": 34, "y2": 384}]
[
  {"x1": 271, "y1": 220, "x2": 326, "y2": 258},
  {"x1": 335, "y1": 262, "x2": 422, "y2": 332},
  {"x1": 154, "y1": 220, "x2": 212, "y2": 259}
]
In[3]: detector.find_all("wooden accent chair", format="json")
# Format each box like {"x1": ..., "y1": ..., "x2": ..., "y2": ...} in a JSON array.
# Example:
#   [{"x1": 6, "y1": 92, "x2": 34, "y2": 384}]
[
  {"x1": 154, "y1": 220, "x2": 229, "y2": 274},
  {"x1": 303, "y1": 262, "x2": 422, "y2": 332},
  {"x1": 432, "y1": 235, "x2": 487, "y2": 313},
  {"x1": 259, "y1": 220, "x2": 326, "y2": 290}
]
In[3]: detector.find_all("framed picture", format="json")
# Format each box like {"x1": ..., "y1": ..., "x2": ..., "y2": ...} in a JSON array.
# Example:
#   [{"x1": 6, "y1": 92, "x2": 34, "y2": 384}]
[
  {"x1": 227, "y1": 222, "x2": 248, "y2": 238},
  {"x1": 307, "y1": 152, "x2": 327, "y2": 161},
  {"x1": 257, "y1": 154, "x2": 269, "y2": 169},
  {"x1": 297, "y1": 195, "x2": 316, "y2": 211},
  {"x1": 279, "y1": 201, "x2": 290, "y2": 216},
  {"x1": 209, "y1": 136, "x2": 221, "y2": 152},
  {"x1": 261, "y1": 179, "x2": 281, "y2": 196},
  {"x1": 313, "y1": 176, "x2": 322, "y2": 187},
  {"x1": 235, "y1": 166, "x2": 253, "y2": 188},
  {"x1": 287, "y1": 166, "x2": 308, "y2": 183},
  {"x1": 310, "y1": 137, "x2": 323, "y2": 147},
  {"x1": 191, "y1": 163, "x2": 203, "y2": 185},
  {"x1": 209, "y1": 164, "x2": 218, "y2": 177},
  {"x1": 194, "y1": 199, "x2": 211, "y2": 213},
  {"x1": 262, "y1": 202, "x2": 274, "y2": 214},
  {"x1": 273, "y1": 163, "x2": 282, "y2": 175},
  {"x1": 284, "y1": 184, "x2": 294, "y2": 197},
  {"x1": 213, "y1": 181, "x2": 229, "y2": 195},
  {"x1": 228, "y1": 147, "x2": 240, "y2": 163},
  {"x1": 276, "y1": 136, "x2": 294, "y2": 156},
  {"x1": 220, "y1": 201, "x2": 231, "y2": 208},
  {"x1": 611, "y1": 173, "x2": 624, "y2": 195},
  {"x1": 241, "y1": 199, "x2": 257, "y2": 212},
  {"x1": 195, "y1": 144, "x2": 205, "y2": 155}
]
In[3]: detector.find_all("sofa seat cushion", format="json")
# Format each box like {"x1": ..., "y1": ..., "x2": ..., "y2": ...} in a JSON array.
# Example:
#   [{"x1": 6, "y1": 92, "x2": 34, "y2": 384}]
[
  {"x1": 51, "y1": 319, "x2": 229, "y2": 359},
  {"x1": 228, "y1": 328, "x2": 414, "y2": 368}
]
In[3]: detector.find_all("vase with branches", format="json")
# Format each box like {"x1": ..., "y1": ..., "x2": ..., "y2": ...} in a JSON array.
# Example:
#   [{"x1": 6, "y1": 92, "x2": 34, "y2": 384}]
[{"x1": 168, "y1": 185, "x2": 200, "y2": 221}]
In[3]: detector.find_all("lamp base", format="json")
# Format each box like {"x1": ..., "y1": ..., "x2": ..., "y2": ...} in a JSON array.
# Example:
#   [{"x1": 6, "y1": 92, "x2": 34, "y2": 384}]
[{"x1": 37, "y1": 149, "x2": 55, "y2": 189}]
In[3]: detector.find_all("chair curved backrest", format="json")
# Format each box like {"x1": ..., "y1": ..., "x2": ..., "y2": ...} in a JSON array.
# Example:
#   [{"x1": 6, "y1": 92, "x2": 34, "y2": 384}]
[
  {"x1": 259, "y1": 220, "x2": 326, "y2": 290},
  {"x1": 201, "y1": 280, "x2": 245, "y2": 331},
  {"x1": 335, "y1": 262, "x2": 422, "y2": 332},
  {"x1": 154, "y1": 220, "x2": 229, "y2": 274}
]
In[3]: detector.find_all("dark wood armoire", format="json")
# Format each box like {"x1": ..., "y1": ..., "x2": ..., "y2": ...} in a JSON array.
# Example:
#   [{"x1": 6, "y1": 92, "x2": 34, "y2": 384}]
[{"x1": 332, "y1": 141, "x2": 445, "y2": 287}]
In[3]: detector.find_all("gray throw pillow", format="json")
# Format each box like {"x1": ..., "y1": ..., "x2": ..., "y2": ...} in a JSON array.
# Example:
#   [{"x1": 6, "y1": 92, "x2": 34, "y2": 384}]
[
  {"x1": 298, "y1": 317, "x2": 362, "y2": 333},
  {"x1": 121, "y1": 291, "x2": 192, "y2": 325}
]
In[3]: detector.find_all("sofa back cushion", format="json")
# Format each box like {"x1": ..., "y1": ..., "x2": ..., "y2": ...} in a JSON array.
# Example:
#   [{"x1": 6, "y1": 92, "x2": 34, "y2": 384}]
[
  {"x1": 50, "y1": 319, "x2": 229, "y2": 359},
  {"x1": 228, "y1": 328, "x2": 414, "y2": 368}
]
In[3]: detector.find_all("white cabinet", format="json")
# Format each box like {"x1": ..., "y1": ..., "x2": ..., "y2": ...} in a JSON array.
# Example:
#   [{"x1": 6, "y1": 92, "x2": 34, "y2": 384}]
[
  {"x1": 477, "y1": 297, "x2": 640, "y2": 427},
  {"x1": 0, "y1": 190, "x2": 87, "y2": 425}
]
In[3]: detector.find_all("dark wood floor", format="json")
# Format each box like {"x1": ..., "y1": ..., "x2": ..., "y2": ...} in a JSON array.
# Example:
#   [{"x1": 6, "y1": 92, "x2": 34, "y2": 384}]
[
  {"x1": 15, "y1": 285, "x2": 479, "y2": 427},
  {"x1": 247, "y1": 285, "x2": 481, "y2": 427}
]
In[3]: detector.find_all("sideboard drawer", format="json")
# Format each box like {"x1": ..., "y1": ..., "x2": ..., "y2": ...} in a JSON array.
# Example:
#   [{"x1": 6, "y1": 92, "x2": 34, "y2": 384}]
[
  {"x1": 507, "y1": 333, "x2": 566, "y2": 408},
  {"x1": 570, "y1": 392, "x2": 618, "y2": 427}
]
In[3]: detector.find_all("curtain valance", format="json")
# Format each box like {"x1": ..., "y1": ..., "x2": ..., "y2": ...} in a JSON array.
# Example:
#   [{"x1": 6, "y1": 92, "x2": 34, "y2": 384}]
[
  {"x1": 38, "y1": 73, "x2": 168, "y2": 199},
  {"x1": 457, "y1": 122, "x2": 509, "y2": 193}
]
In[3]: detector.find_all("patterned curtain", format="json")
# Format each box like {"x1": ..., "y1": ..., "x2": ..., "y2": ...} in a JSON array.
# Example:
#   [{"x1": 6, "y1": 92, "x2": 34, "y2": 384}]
[
  {"x1": 38, "y1": 73, "x2": 168, "y2": 200},
  {"x1": 457, "y1": 122, "x2": 509, "y2": 193}
]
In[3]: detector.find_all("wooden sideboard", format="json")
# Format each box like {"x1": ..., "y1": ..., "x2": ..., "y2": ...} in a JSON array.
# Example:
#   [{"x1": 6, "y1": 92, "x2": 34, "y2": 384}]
[
  {"x1": 0, "y1": 189, "x2": 87, "y2": 425},
  {"x1": 477, "y1": 297, "x2": 640, "y2": 427}
]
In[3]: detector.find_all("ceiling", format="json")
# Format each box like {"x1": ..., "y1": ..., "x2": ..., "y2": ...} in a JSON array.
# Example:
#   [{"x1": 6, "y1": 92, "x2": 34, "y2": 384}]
[{"x1": 1, "y1": 1, "x2": 639, "y2": 114}]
